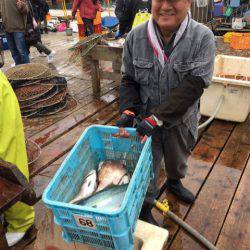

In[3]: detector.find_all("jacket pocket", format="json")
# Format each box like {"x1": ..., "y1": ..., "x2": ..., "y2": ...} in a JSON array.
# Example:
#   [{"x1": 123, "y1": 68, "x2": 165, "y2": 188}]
[
  {"x1": 173, "y1": 61, "x2": 201, "y2": 73},
  {"x1": 133, "y1": 59, "x2": 153, "y2": 116},
  {"x1": 171, "y1": 61, "x2": 200, "y2": 89},
  {"x1": 133, "y1": 59, "x2": 153, "y2": 85}
]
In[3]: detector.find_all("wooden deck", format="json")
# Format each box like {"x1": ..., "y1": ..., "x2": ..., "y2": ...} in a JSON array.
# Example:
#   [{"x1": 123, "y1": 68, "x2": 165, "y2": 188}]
[{"x1": 2, "y1": 33, "x2": 250, "y2": 250}]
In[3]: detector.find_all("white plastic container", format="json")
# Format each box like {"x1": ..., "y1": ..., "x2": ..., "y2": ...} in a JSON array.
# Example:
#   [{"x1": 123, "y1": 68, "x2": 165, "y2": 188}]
[
  {"x1": 200, "y1": 55, "x2": 250, "y2": 122},
  {"x1": 232, "y1": 17, "x2": 245, "y2": 30}
]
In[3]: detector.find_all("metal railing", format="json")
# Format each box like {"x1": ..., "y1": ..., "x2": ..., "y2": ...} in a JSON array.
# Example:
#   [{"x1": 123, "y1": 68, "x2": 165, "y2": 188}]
[{"x1": 190, "y1": 0, "x2": 213, "y2": 23}]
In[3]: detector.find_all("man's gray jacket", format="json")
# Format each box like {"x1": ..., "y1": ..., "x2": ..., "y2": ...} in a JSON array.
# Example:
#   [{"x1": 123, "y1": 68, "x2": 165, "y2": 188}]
[{"x1": 120, "y1": 17, "x2": 215, "y2": 139}]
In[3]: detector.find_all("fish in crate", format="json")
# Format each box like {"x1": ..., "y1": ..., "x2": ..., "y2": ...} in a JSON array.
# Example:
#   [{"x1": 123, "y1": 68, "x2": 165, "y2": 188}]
[
  {"x1": 70, "y1": 160, "x2": 131, "y2": 211},
  {"x1": 43, "y1": 125, "x2": 153, "y2": 250}
]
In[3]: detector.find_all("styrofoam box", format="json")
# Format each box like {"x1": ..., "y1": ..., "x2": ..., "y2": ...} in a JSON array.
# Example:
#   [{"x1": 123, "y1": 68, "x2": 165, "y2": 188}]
[{"x1": 200, "y1": 55, "x2": 250, "y2": 122}]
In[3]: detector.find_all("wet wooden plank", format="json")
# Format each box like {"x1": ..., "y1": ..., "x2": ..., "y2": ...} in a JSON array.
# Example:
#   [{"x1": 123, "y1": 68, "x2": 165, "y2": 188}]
[
  {"x1": 170, "y1": 116, "x2": 250, "y2": 249},
  {"x1": 156, "y1": 120, "x2": 235, "y2": 243},
  {"x1": 38, "y1": 116, "x2": 117, "y2": 175},
  {"x1": 21, "y1": 34, "x2": 118, "y2": 137},
  {"x1": 31, "y1": 38, "x2": 79, "y2": 76},
  {"x1": 30, "y1": 89, "x2": 119, "y2": 147},
  {"x1": 100, "y1": 71, "x2": 121, "y2": 82},
  {"x1": 29, "y1": 103, "x2": 119, "y2": 177},
  {"x1": 26, "y1": 201, "x2": 76, "y2": 250},
  {"x1": 70, "y1": 78, "x2": 117, "y2": 104},
  {"x1": 88, "y1": 45, "x2": 123, "y2": 63},
  {"x1": 216, "y1": 157, "x2": 250, "y2": 250},
  {"x1": 24, "y1": 79, "x2": 118, "y2": 138},
  {"x1": 30, "y1": 175, "x2": 52, "y2": 200},
  {"x1": 39, "y1": 155, "x2": 67, "y2": 178}
]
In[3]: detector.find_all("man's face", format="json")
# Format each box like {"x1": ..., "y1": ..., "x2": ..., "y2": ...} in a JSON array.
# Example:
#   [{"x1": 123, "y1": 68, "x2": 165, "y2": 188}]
[{"x1": 152, "y1": 0, "x2": 191, "y2": 31}]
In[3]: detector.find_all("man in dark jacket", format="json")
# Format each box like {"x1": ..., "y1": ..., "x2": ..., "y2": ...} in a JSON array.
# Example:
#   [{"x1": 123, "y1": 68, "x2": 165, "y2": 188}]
[
  {"x1": 116, "y1": 0, "x2": 215, "y2": 225},
  {"x1": 115, "y1": 0, "x2": 151, "y2": 39},
  {"x1": 0, "y1": 0, "x2": 30, "y2": 65}
]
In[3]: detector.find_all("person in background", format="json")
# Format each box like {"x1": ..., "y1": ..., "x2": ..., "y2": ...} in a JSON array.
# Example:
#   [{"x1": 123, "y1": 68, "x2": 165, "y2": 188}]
[
  {"x1": 116, "y1": 0, "x2": 215, "y2": 225},
  {"x1": 115, "y1": 0, "x2": 151, "y2": 39},
  {"x1": 0, "y1": 44, "x2": 35, "y2": 247},
  {"x1": 31, "y1": 0, "x2": 50, "y2": 34},
  {"x1": 71, "y1": 0, "x2": 102, "y2": 37},
  {"x1": 0, "y1": 0, "x2": 30, "y2": 65},
  {"x1": 27, "y1": 0, "x2": 55, "y2": 63}
]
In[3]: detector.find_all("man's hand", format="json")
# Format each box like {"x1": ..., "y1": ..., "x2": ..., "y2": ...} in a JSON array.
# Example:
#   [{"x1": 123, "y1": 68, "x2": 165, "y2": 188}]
[
  {"x1": 16, "y1": 0, "x2": 26, "y2": 10},
  {"x1": 116, "y1": 110, "x2": 135, "y2": 128},
  {"x1": 114, "y1": 110, "x2": 135, "y2": 138},
  {"x1": 136, "y1": 116, "x2": 159, "y2": 143}
]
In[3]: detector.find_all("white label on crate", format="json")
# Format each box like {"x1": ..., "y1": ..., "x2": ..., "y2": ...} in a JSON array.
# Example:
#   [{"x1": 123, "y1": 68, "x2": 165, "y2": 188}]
[{"x1": 73, "y1": 214, "x2": 96, "y2": 229}]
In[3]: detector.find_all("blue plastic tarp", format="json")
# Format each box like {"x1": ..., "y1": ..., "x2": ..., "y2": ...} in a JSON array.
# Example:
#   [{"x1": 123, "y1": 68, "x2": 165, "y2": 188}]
[{"x1": 102, "y1": 16, "x2": 119, "y2": 29}]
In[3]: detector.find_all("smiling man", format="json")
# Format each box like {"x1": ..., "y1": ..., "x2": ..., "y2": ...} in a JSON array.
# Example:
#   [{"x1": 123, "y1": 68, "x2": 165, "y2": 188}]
[{"x1": 116, "y1": 0, "x2": 215, "y2": 225}]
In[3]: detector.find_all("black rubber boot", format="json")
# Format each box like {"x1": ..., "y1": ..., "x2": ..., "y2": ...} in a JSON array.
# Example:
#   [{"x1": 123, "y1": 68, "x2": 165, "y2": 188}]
[
  {"x1": 166, "y1": 179, "x2": 195, "y2": 204},
  {"x1": 139, "y1": 204, "x2": 159, "y2": 226}
]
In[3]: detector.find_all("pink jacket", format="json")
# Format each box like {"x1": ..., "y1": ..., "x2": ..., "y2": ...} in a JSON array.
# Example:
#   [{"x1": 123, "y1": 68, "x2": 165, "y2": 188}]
[{"x1": 72, "y1": 0, "x2": 101, "y2": 20}]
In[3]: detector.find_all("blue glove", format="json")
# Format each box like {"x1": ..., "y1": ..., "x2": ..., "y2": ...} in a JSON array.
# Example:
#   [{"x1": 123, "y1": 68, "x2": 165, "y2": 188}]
[{"x1": 115, "y1": 30, "x2": 122, "y2": 39}]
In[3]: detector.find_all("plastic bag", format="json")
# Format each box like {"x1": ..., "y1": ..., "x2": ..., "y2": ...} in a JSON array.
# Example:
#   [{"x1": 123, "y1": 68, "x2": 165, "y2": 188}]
[
  {"x1": 69, "y1": 21, "x2": 78, "y2": 33},
  {"x1": 232, "y1": 18, "x2": 245, "y2": 30},
  {"x1": 132, "y1": 12, "x2": 151, "y2": 29},
  {"x1": 57, "y1": 22, "x2": 67, "y2": 32}
]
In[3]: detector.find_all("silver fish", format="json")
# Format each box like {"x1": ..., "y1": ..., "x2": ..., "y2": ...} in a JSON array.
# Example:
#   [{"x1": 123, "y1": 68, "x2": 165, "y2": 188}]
[
  {"x1": 70, "y1": 170, "x2": 98, "y2": 204},
  {"x1": 96, "y1": 160, "x2": 130, "y2": 193},
  {"x1": 79, "y1": 184, "x2": 128, "y2": 211}
]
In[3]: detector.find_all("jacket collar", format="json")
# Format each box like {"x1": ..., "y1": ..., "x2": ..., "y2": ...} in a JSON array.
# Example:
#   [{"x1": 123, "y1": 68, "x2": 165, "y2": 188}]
[{"x1": 147, "y1": 13, "x2": 190, "y2": 67}]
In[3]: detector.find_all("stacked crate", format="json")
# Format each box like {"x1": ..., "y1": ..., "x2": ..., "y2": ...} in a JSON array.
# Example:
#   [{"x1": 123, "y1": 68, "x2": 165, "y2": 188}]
[{"x1": 230, "y1": 33, "x2": 250, "y2": 50}]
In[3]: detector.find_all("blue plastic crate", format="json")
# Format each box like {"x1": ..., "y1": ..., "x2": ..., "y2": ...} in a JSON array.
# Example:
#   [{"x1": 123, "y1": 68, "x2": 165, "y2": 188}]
[{"x1": 43, "y1": 125, "x2": 153, "y2": 250}]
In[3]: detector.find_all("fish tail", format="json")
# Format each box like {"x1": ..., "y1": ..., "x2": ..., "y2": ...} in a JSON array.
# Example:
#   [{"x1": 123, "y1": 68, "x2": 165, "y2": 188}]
[{"x1": 70, "y1": 194, "x2": 84, "y2": 204}]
